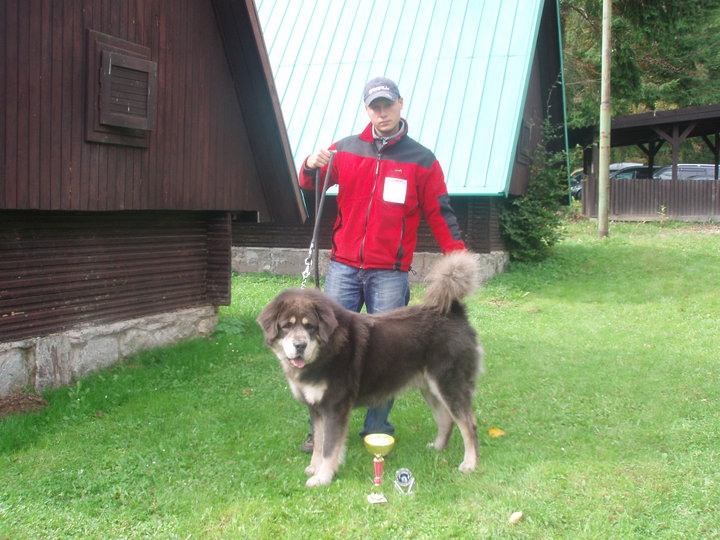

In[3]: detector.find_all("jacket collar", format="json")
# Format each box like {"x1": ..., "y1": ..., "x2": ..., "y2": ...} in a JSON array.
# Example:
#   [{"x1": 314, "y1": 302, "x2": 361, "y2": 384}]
[{"x1": 360, "y1": 118, "x2": 408, "y2": 145}]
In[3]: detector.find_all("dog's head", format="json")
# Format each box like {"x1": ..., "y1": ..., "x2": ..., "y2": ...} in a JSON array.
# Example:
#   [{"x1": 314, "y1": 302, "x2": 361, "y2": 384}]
[{"x1": 256, "y1": 288, "x2": 339, "y2": 369}]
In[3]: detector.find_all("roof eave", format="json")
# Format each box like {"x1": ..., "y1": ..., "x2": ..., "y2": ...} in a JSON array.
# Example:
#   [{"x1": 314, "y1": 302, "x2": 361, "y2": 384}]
[{"x1": 212, "y1": 0, "x2": 307, "y2": 224}]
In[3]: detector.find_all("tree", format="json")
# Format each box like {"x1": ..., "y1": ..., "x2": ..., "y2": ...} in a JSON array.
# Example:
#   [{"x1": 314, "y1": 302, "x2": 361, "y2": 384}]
[{"x1": 561, "y1": 0, "x2": 720, "y2": 128}]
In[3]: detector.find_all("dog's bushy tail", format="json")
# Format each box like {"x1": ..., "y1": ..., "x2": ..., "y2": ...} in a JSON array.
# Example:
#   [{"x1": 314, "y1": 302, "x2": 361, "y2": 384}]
[{"x1": 423, "y1": 251, "x2": 480, "y2": 313}]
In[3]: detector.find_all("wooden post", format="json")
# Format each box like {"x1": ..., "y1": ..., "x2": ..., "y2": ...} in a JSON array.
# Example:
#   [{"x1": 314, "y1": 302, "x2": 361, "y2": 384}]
[{"x1": 598, "y1": 0, "x2": 612, "y2": 238}]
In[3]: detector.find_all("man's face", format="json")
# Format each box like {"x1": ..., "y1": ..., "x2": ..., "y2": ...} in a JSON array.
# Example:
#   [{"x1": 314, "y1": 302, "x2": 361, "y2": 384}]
[{"x1": 365, "y1": 97, "x2": 404, "y2": 137}]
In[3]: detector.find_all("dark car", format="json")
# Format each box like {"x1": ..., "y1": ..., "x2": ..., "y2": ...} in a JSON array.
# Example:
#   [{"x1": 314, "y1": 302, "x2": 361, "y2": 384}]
[
  {"x1": 611, "y1": 165, "x2": 662, "y2": 179},
  {"x1": 569, "y1": 169, "x2": 584, "y2": 200},
  {"x1": 653, "y1": 164, "x2": 718, "y2": 180},
  {"x1": 570, "y1": 164, "x2": 660, "y2": 200}
]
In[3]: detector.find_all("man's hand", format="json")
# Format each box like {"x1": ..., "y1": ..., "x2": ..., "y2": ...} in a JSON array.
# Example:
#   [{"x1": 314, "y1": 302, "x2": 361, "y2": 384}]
[{"x1": 306, "y1": 148, "x2": 333, "y2": 169}]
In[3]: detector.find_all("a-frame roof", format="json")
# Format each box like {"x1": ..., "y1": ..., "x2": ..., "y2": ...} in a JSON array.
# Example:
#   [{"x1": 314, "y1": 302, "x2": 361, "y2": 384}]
[{"x1": 256, "y1": 0, "x2": 556, "y2": 195}]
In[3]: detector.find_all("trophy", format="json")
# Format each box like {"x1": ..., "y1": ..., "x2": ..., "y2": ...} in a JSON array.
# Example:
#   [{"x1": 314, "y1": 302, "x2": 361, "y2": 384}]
[
  {"x1": 394, "y1": 468, "x2": 415, "y2": 494},
  {"x1": 363, "y1": 433, "x2": 395, "y2": 504}
]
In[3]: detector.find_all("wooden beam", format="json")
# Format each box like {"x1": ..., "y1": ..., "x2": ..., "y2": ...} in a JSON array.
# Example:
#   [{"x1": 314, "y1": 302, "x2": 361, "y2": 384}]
[
  {"x1": 636, "y1": 139, "x2": 665, "y2": 169},
  {"x1": 653, "y1": 123, "x2": 697, "y2": 181},
  {"x1": 700, "y1": 133, "x2": 720, "y2": 180}
]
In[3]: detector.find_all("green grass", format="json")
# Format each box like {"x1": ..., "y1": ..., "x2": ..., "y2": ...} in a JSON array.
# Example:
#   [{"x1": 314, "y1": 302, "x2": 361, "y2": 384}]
[{"x1": 1, "y1": 221, "x2": 719, "y2": 539}]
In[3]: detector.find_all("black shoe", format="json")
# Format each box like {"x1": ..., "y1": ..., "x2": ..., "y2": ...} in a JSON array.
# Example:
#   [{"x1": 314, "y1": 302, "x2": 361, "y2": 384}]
[{"x1": 300, "y1": 434, "x2": 313, "y2": 453}]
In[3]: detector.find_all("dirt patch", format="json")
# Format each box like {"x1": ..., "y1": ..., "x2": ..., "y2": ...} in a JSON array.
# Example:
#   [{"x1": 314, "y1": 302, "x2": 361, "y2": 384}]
[
  {"x1": 0, "y1": 393, "x2": 48, "y2": 419},
  {"x1": 662, "y1": 223, "x2": 720, "y2": 234},
  {"x1": 653, "y1": 223, "x2": 720, "y2": 236}
]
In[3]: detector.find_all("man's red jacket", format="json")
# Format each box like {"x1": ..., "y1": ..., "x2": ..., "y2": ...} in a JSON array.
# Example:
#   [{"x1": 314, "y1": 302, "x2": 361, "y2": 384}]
[{"x1": 299, "y1": 120, "x2": 465, "y2": 271}]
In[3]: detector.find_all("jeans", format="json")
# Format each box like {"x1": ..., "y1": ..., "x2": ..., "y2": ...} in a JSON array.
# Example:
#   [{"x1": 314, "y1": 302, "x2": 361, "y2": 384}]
[
  {"x1": 324, "y1": 261, "x2": 411, "y2": 316},
  {"x1": 312, "y1": 260, "x2": 410, "y2": 438}
]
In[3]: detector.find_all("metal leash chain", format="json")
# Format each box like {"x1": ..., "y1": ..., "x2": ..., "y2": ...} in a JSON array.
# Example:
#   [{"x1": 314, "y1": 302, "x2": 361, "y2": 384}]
[
  {"x1": 300, "y1": 242, "x2": 315, "y2": 288},
  {"x1": 300, "y1": 151, "x2": 336, "y2": 289}
]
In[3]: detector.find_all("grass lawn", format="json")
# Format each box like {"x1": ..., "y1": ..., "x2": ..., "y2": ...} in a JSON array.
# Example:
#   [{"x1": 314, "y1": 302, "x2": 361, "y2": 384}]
[{"x1": 1, "y1": 220, "x2": 719, "y2": 539}]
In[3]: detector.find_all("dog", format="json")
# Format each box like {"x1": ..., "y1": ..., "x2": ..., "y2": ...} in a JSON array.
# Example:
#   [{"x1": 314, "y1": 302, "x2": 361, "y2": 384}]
[{"x1": 256, "y1": 251, "x2": 484, "y2": 487}]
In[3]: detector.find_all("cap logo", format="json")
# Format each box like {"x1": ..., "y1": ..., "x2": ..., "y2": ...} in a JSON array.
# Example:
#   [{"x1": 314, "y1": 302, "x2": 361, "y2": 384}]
[{"x1": 363, "y1": 77, "x2": 400, "y2": 105}]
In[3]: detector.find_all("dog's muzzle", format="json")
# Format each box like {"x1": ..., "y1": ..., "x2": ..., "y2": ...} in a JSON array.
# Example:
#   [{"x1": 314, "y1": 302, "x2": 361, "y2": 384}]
[{"x1": 288, "y1": 340, "x2": 307, "y2": 368}]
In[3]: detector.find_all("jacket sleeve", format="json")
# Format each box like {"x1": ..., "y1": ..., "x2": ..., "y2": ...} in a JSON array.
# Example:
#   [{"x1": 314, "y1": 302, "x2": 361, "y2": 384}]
[
  {"x1": 298, "y1": 158, "x2": 320, "y2": 190},
  {"x1": 298, "y1": 143, "x2": 339, "y2": 191},
  {"x1": 418, "y1": 160, "x2": 466, "y2": 253}
]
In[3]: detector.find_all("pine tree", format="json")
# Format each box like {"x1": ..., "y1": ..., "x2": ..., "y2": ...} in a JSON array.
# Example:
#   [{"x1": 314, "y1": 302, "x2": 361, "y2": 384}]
[{"x1": 561, "y1": 0, "x2": 720, "y2": 128}]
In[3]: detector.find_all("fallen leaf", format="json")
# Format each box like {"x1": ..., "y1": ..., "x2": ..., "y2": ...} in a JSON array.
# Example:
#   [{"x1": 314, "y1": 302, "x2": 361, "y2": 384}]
[
  {"x1": 488, "y1": 427, "x2": 507, "y2": 438},
  {"x1": 508, "y1": 511, "x2": 524, "y2": 524}
]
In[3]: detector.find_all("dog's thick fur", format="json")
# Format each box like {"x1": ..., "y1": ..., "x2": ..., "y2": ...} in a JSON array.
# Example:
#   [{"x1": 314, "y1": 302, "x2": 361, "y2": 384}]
[{"x1": 256, "y1": 251, "x2": 484, "y2": 487}]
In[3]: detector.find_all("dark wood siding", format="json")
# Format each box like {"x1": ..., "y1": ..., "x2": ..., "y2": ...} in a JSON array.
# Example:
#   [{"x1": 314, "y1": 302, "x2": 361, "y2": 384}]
[
  {"x1": 205, "y1": 211, "x2": 231, "y2": 305},
  {"x1": 509, "y1": 0, "x2": 563, "y2": 197},
  {"x1": 232, "y1": 196, "x2": 506, "y2": 254},
  {"x1": 1, "y1": 0, "x2": 270, "y2": 214},
  {"x1": 0, "y1": 210, "x2": 230, "y2": 342}
]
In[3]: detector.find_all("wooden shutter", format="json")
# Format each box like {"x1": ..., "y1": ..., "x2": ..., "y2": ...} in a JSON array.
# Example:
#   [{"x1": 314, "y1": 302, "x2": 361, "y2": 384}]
[
  {"x1": 99, "y1": 51, "x2": 157, "y2": 131},
  {"x1": 85, "y1": 30, "x2": 156, "y2": 148}
]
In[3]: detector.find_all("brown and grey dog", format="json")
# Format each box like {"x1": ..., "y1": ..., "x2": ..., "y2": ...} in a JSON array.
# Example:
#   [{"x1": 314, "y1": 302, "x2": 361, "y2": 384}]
[{"x1": 256, "y1": 251, "x2": 484, "y2": 487}]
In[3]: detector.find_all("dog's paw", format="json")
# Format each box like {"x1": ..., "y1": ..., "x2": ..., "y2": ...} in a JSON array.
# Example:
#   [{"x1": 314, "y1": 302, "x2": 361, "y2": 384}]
[
  {"x1": 306, "y1": 473, "x2": 332, "y2": 487},
  {"x1": 427, "y1": 440, "x2": 446, "y2": 451},
  {"x1": 458, "y1": 460, "x2": 476, "y2": 473},
  {"x1": 304, "y1": 464, "x2": 316, "y2": 476}
]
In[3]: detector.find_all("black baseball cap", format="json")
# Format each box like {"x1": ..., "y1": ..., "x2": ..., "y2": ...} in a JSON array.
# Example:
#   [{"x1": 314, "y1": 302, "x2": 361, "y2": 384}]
[{"x1": 363, "y1": 77, "x2": 401, "y2": 106}]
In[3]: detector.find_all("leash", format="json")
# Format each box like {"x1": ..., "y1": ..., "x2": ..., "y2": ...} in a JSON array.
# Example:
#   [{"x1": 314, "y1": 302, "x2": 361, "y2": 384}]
[{"x1": 301, "y1": 151, "x2": 336, "y2": 288}]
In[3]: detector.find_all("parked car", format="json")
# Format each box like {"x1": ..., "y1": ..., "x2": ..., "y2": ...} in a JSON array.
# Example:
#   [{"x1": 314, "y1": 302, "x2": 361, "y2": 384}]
[
  {"x1": 653, "y1": 164, "x2": 718, "y2": 180},
  {"x1": 571, "y1": 164, "x2": 657, "y2": 200},
  {"x1": 609, "y1": 162, "x2": 643, "y2": 172},
  {"x1": 569, "y1": 168, "x2": 584, "y2": 200},
  {"x1": 611, "y1": 165, "x2": 663, "y2": 179}
]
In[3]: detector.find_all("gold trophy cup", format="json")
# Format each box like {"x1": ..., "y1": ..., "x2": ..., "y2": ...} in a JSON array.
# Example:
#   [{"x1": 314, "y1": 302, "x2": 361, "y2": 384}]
[{"x1": 363, "y1": 433, "x2": 396, "y2": 504}]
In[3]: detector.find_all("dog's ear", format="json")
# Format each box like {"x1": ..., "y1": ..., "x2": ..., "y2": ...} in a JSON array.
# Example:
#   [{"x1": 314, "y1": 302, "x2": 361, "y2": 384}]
[
  {"x1": 256, "y1": 298, "x2": 281, "y2": 344},
  {"x1": 315, "y1": 301, "x2": 339, "y2": 343}
]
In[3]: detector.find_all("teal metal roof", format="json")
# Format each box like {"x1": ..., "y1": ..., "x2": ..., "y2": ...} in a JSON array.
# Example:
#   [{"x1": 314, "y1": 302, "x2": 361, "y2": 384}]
[{"x1": 256, "y1": 0, "x2": 548, "y2": 195}]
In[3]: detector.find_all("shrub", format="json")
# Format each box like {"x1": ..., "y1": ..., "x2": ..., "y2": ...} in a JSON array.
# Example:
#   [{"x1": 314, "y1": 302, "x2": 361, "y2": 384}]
[{"x1": 499, "y1": 121, "x2": 569, "y2": 261}]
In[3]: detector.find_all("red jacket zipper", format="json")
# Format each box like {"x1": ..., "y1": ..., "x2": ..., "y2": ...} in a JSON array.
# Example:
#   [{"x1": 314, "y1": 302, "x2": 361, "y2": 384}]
[{"x1": 359, "y1": 152, "x2": 382, "y2": 268}]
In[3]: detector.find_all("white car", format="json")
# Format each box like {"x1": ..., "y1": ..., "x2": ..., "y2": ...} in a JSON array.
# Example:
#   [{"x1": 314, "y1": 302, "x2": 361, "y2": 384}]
[{"x1": 653, "y1": 164, "x2": 718, "y2": 180}]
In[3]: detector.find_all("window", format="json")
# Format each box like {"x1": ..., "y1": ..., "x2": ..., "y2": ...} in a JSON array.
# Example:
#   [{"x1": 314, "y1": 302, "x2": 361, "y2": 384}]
[{"x1": 516, "y1": 119, "x2": 533, "y2": 165}]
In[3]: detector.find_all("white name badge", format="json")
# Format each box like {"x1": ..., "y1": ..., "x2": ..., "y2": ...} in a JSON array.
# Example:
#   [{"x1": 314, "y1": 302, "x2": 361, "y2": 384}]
[{"x1": 383, "y1": 177, "x2": 407, "y2": 204}]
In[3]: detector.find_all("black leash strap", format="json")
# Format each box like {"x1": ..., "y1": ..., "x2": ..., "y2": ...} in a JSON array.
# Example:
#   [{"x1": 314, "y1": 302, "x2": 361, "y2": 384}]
[{"x1": 301, "y1": 152, "x2": 335, "y2": 288}]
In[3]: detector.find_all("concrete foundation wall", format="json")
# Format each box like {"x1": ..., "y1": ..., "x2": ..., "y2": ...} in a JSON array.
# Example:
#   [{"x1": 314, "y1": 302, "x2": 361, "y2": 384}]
[
  {"x1": 232, "y1": 247, "x2": 509, "y2": 284},
  {"x1": 0, "y1": 306, "x2": 217, "y2": 398}
]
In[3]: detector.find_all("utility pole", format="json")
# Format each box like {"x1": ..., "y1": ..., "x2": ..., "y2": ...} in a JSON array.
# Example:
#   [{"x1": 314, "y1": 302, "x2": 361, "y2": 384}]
[{"x1": 598, "y1": 0, "x2": 612, "y2": 238}]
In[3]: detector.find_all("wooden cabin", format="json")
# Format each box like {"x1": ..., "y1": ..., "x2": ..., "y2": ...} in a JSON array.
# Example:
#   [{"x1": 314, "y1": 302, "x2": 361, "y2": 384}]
[{"x1": 0, "y1": 0, "x2": 304, "y2": 396}]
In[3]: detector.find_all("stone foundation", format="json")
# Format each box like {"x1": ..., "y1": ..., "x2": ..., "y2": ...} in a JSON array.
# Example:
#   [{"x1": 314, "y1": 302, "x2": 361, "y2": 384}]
[
  {"x1": 0, "y1": 306, "x2": 217, "y2": 397},
  {"x1": 232, "y1": 247, "x2": 509, "y2": 284}
]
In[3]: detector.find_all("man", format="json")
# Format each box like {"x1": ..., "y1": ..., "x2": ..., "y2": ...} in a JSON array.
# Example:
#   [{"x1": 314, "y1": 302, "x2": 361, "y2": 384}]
[{"x1": 298, "y1": 76, "x2": 466, "y2": 452}]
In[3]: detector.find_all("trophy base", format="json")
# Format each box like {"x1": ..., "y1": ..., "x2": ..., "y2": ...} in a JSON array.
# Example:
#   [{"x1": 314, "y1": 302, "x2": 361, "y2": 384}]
[{"x1": 367, "y1": 492, "x2": 388, "y2": 504}]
